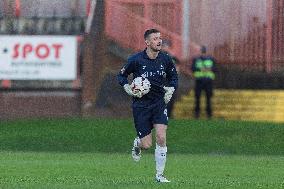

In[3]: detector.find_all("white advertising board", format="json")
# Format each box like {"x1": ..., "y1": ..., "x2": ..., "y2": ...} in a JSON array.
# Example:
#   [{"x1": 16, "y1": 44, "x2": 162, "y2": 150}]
[{"x1": 0, "y1": 36, "x2": 77, "y2": 80}]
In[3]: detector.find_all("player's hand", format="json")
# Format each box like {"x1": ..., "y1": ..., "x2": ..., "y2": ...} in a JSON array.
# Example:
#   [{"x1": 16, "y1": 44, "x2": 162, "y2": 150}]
[
  {"x1": 163, "y1": 86, "x2": 175, "y2": 104},
  {"x1": 123, "y1": 84, "x2": 143, "y2": 98}
]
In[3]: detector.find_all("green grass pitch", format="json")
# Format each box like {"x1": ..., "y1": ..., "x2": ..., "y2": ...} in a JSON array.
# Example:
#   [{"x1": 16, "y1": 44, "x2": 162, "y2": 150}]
[{"x1": 0, "y1": 118, "x2": 283, "y2": 188}]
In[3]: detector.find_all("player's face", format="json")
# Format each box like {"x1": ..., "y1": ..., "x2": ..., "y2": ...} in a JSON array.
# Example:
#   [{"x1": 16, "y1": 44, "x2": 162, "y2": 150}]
[{"x1": 145, "y1": 32, "x2": 162, "y2": 52}]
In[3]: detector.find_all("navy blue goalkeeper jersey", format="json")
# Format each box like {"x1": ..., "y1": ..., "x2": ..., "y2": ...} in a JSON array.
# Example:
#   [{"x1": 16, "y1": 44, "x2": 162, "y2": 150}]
[{"x1": 117, "y1": 49, "x2": 178, "y2": 108}]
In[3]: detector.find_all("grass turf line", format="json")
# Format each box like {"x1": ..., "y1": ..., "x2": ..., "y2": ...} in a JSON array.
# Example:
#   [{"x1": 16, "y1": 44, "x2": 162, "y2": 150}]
[
  {"x1": 0, "y1": 152, "x2": 283, "y2": 189},
  {"x1": 0, "y1": 118, "x2": 283, "y2": 155}
]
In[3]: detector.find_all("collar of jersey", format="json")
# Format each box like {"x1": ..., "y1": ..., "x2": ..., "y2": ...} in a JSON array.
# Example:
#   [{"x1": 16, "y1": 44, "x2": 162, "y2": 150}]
[{"x1": 143, "y1": 48, "x2": 161, "y2": 60}]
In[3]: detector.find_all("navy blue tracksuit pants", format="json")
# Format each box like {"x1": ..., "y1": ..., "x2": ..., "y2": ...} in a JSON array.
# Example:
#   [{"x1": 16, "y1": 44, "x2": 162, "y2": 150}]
[{"x1": 194, "y1": 79, "x2": 213, "y2": 118}]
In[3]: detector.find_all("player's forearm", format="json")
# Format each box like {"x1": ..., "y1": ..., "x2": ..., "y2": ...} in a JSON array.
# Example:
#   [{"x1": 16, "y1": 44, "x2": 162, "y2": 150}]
[
  {"x1": 117, "y1": 74, "x2": 129, "y2": 87},
  {"x1": 168, "y1": 77, "x2": 178, "y2": 90}
]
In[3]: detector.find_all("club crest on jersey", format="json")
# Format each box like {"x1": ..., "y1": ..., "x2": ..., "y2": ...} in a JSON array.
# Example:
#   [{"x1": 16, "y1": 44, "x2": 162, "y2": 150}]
[
  {"x1": 141, "y1": 73, "x2": 147, "y2": 78},
  {"x1": 120, "y1": 67, "x2": 126, "y2": 74}
]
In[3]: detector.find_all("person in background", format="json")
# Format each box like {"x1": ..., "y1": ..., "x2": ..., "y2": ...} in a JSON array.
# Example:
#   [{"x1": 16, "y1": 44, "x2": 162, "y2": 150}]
[{"x1": 191, "y1": 45, "x2": 216, "y2": 119}]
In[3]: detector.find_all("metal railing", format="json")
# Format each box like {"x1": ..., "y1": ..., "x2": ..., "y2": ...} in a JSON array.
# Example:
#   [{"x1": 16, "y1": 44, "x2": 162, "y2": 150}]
[
  {"x1": 214, "y1": 19, "x2": 267, "y2": 72},
  {"x1": 105, "y1": 0, "x2": 183, "y2": 59},
  {"x1": 213, "y1": 0, "x2": 284, "y2": 73}
]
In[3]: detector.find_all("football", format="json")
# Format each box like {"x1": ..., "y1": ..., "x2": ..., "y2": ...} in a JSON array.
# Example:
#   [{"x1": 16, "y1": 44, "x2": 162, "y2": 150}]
[{"x1": 131, "y1": 77, "x2": 151, "y2": 96}]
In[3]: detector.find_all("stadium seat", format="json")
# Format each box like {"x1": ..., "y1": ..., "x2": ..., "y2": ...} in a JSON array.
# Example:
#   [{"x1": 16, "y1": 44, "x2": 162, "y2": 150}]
[
  {"x1": 0, "y1": 18, "x2": 5, "y2": 34},
  {"x1": 36, "y1": 18, "x2": 46, "y2": 34},
  {"x1": 0, "y1": 18, "x2": 9, "y2": 34},
  {"x1": 62, "y1": 18, "x2": 73, "y2": 35},
  {"x1": 54, "y1": 18, "x2": 65, "y2": 34}
]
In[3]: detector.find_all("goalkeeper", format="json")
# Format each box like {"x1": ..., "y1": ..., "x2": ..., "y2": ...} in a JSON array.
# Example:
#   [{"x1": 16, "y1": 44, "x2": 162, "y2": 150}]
[{"x1": 117, "y1": 29, "x2": 178, "y2": 183}]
